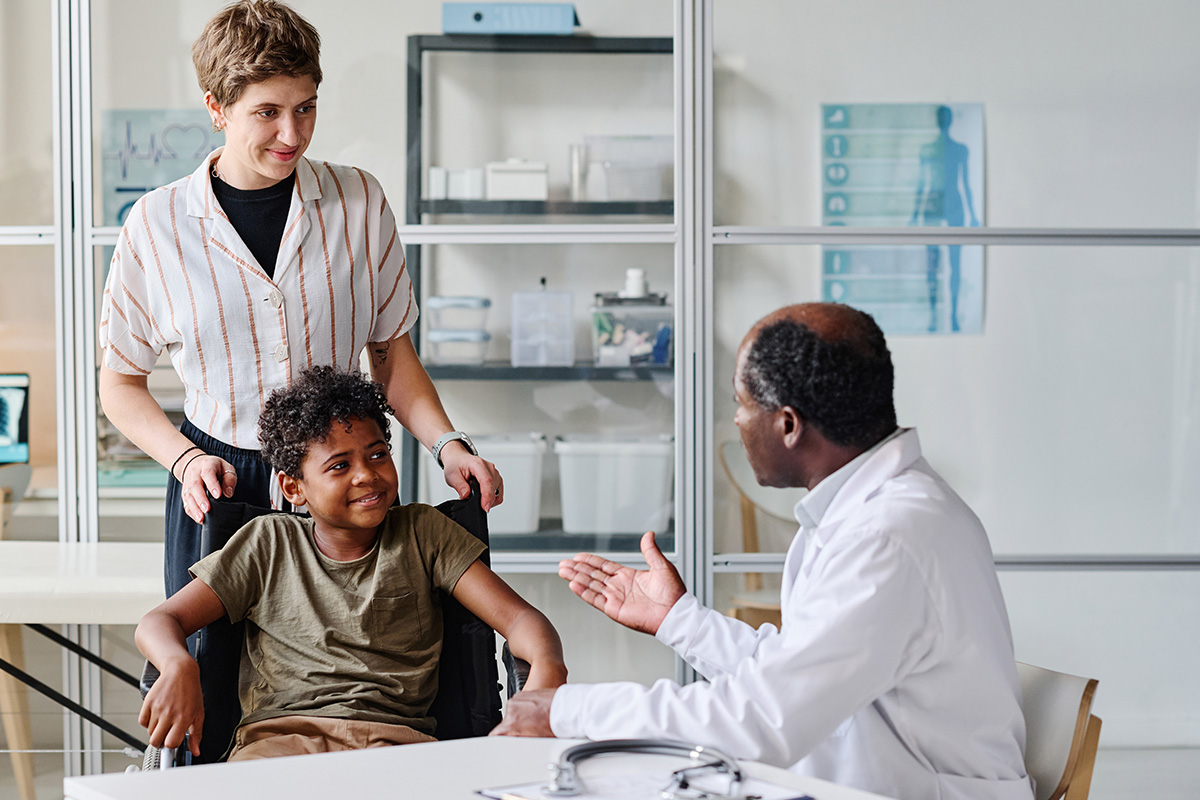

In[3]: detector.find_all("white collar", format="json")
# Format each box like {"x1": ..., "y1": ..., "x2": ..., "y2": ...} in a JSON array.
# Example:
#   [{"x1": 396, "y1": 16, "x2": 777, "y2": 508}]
[{"x1": 793, "y1": 427, "x2": 906, "y2": 531}]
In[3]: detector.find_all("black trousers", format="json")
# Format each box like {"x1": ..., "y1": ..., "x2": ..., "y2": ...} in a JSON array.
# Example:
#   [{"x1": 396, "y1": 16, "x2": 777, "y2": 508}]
[{"x1": 163, "y1": 419, "x2": 279, "y2": 764}]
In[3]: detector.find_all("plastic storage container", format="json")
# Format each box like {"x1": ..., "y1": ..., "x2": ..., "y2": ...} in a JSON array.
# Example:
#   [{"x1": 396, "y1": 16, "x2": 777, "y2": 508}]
[
  {"x1": 583, "y1": 135, "x2": 673, "y2": 201},
  {"x1": 591, "y1": 295, "x2": 673, "y2": 367},
  {"x1": 511, "y1": 289, "x2": 575, "y2": 366},
  {"x1": 423, "y1": 433, "x2": 548, "y2": 534},
  {"x1": 425, "y1": 329, "x2": 490, "y2": 365},
  {"x1": 426, "y1": 296, "x2": 491, "y2": 330},
  {"x1": 554, "y1": 434, "x2": 674, "y2": 534}
]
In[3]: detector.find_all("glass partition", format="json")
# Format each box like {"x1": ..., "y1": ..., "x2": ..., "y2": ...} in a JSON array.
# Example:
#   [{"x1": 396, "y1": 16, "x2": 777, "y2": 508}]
[
  {"x1": 713, "y1": 0, "x2": 1200, "y2": 229},
  {"x1": 0, "y1": 1, "x2": 54, "y2": 227},
  {"x1": 712, "y1": 243, "x2": 1200, "y2": 556}
]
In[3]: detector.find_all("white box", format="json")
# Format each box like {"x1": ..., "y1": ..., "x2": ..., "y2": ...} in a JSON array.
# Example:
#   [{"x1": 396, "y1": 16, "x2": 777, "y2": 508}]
[
  {"x1": 555, "y1": 434, "x2": 674, "y2": 534},
  {"x1": 511, "y1": 290, "x2": 574, "y2": 366},
  {"x1": 485, "y1": 159, "x2": 549, "y2": 201},
  {"x1": 447, "y1": 167, "x2": 485, "y2": 199},
  {"x1": 428, "y1": 166, "x2": 448, "y2": 200},
  {"x1": 423, "y1": 433, "x2": 548, "y2": 534}
]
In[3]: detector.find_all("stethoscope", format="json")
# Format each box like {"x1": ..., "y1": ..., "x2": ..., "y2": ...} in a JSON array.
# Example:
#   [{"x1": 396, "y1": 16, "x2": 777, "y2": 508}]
[{"x1": 543, "y1": 739, "x2": 752, "y2": 800}]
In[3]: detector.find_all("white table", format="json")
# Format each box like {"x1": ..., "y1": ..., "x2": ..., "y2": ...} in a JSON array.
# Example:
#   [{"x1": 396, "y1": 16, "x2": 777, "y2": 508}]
[
  {"x1": 63, "y1": 736, "x2": 895, "y2": 800},
  {"x1": 0, "y1": 541, "x2": 164, "y2": 800},
  {"x1": 0, "y1": 541, "x2": 164, "y2": 625}
]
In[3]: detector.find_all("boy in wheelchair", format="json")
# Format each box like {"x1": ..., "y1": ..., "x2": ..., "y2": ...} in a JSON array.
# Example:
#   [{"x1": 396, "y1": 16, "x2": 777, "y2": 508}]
[{"x1": 135, "y1": 366, "x2": 566, "y2": 761}]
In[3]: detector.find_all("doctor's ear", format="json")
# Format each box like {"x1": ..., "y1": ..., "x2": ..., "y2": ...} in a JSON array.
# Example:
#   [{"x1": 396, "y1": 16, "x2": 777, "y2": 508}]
[
  {"x1": 278, "y1": 472, "x2": 305, "y2": 506},
  {"x1": 778, "y1": 406, "x2": 804, "y2": 447}
]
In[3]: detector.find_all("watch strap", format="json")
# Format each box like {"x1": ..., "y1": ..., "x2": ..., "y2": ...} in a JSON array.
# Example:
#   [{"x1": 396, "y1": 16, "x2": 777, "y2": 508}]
[{"x1": 433, "y1": 431, "x2": 477, "y2": 468}]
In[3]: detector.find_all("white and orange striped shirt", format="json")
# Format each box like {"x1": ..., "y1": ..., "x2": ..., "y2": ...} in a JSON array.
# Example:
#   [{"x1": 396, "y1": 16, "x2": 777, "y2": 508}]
[{"x1": 99, "y1": 149, "x2": 416, "y2": 449}]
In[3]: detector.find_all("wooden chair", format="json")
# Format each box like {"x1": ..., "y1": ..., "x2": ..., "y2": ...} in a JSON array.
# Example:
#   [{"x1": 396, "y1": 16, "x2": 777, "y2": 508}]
[
  {"x1": 717, "y1": 441, "x2": 804, "y2": 629},
  {"x1": 0, "y1": 463, "x2": 35, "y2": 800},
  {"x1": 1016, "y1": 661, "x2": 1102, "y2": 800}
]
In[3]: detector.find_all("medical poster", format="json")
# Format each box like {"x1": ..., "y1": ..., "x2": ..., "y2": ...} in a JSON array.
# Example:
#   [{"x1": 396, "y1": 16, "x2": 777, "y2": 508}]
[
  {"x1": 101, "y1": 109, "x2": 223, "y2": 226},
  {"x1": 821, "y1": 103, "x2": 985, "y2": 335}
]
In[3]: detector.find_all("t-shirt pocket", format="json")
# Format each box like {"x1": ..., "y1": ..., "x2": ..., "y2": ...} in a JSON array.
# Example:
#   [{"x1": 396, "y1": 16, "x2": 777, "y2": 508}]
[{"x1": 368, "y1": 593, "x2": 425, "y2": 642}]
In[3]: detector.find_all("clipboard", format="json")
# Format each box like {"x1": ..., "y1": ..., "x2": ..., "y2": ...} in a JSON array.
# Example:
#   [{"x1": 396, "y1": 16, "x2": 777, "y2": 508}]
[{"x1": 476, "y1": 738, "x2": 814, "y2": 800}]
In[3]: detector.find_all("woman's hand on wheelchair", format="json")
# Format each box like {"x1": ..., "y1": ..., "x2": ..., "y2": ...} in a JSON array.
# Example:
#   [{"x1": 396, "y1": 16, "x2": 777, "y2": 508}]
[{"x1": 139, "y1": 658, "x2": 204, "y2": 757}]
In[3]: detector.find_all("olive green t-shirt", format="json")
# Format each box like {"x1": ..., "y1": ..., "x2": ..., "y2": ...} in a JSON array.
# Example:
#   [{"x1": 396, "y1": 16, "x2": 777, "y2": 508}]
[{"x1": 189, "y1": 504, "x2": 486, "y2": 734}]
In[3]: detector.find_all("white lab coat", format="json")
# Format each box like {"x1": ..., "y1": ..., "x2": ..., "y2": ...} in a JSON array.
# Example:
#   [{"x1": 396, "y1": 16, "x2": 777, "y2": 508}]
[{"x1": 551, "y1": 429, "x2": 1034, "y2": 800}]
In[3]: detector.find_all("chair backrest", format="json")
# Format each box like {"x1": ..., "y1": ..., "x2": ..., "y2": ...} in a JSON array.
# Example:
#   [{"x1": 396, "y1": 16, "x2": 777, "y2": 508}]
[
  {"x1": 1016, "y1": 661, "x2": 1102, "y2": 800},
  {"x1": 717, "y1": 440, "x2": 801, "y2": 595},
  {"x1": 200, "y1": 481, "x2": 502, "y2": 745}
]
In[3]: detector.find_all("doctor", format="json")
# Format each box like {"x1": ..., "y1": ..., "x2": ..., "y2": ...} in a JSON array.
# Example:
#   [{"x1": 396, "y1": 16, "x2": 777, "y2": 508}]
[{"x1": 495, "y1": 302, "x2": 1034, "y2": 800}]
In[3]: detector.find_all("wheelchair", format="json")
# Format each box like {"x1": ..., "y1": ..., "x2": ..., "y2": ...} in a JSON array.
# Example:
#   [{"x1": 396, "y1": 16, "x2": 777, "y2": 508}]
[{"x1": 138, "y1": 479, "x2": 528, "y2": 770}]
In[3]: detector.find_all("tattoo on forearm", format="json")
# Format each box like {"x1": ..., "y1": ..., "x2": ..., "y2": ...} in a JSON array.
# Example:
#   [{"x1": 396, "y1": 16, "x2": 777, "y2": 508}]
[{"x1": 372, "y1": 341, "x2": 390, "y2": 365}]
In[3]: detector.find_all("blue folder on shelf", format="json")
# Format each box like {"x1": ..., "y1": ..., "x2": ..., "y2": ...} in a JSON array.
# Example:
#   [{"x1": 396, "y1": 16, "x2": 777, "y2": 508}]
[{"x1": 442, "y1": 3, "x2": 579, "y2": 36}]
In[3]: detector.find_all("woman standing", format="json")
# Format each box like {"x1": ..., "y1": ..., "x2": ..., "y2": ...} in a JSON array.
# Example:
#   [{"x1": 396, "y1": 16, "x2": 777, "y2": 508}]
[{"x1": 98, "y1": 0, "x2": 501, "y2": 762}]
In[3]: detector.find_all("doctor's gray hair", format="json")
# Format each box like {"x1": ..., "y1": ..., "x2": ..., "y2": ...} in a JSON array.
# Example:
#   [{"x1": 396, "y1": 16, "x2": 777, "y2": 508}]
[{"x1": 742, "y1": 308, "x2": 896, "y2": 449}]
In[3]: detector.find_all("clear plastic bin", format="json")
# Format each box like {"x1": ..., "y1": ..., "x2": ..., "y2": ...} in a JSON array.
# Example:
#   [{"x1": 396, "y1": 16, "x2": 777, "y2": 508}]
[
  {"x1": 583, "y1": 135, "x2": 673, "y2": 201},
  {"x1": 426, "y1": 296, "x2": 491, "y2": 330},
  {"x1": 511, "y1": 290, "x2": 575, "y2": 367},
  {"x1": 555, "y1": 434, "x2": 674, "y2": 534},
  {"x1": 426, "y1": 329, "x2": 490, "y2": 365},
  {"x1": 591, "y1": 298, "x2": 673, "y2": 367},
  {"x1": 423, "y1": 433, "x2": 547, "y2": 533}
]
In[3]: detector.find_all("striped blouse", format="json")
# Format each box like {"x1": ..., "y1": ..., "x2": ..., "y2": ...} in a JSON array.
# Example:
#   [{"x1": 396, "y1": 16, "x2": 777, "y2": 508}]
[{"x1": 99, "y1": 150, "x2": 416, "y2": 450}]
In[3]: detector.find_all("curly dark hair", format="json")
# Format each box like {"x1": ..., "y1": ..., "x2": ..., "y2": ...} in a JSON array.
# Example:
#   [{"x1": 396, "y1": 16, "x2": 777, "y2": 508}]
[
  {"x1": 258, "y1": 366, "x2": 394, "y2": 477},
  {"x1": 742, "y1": 307, "x2": 896, "y2": 449}
]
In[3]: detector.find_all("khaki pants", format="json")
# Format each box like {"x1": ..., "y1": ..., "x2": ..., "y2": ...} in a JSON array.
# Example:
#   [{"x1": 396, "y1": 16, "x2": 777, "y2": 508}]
[{"x1": 227, "y1": 715, "x2": 437, "y2": 761}]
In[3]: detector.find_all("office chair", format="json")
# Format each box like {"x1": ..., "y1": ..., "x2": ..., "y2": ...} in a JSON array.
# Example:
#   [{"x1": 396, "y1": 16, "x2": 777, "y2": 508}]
[
  {"x1": 1016, "y1": 661, "x2": 1102, "y2": 800},
  {"x1": 0, "y1": 463, "x2": 36, "y2": 800},
  {"x1": 716, "y1": 441, "x2": 803, "y2": 629},
  {"x1": 140, "y1": 480, "x2": 527, "y2": 769}
]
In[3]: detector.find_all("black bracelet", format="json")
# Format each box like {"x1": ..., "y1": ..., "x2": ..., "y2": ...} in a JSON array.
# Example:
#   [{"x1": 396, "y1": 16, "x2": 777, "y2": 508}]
[
  {"x1": 170, "y1": 445, "x2": 202, "y2": 480},
  {"x1": 178, "y1": 451, "x2": 207, "y2": 483}
]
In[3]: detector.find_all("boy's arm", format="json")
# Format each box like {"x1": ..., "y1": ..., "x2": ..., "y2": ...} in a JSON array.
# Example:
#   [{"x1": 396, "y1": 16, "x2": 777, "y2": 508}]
[
  {"x1": 451, "y1": 561, "x2": 567, "y2": 691},
  {"x1": 134, "y1": 578, "x2": 228, "y2": 756}
]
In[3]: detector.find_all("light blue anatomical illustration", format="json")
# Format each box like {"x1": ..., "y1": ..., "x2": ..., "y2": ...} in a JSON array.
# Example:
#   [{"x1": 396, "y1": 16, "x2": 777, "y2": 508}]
[{"x1": 820, "y1": 103, "x2": 985, "y2": 335}]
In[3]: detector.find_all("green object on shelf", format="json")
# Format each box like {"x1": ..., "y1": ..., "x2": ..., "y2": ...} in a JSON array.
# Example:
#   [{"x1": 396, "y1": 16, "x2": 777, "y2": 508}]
[{"x1": 98, "y1": 463, "x2": 169, "y2": 488}]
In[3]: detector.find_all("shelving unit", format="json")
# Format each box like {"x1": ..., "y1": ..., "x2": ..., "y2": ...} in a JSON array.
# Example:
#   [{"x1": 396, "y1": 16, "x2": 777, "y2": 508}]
[{"x1": 403, "y1": 34, "x2": 676, "y2": 560}]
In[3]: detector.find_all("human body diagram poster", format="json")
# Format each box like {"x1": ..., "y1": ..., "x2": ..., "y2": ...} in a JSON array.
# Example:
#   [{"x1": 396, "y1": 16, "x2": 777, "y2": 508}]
[{"x1": 821, "y1": 103, "x2": 985, "y2": 335}]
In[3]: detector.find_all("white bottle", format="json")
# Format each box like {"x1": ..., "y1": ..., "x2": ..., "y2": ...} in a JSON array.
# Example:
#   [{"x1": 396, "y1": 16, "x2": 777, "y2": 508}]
[{"x1": 619, "y1": 267, "x2": 649, "y2": 299}]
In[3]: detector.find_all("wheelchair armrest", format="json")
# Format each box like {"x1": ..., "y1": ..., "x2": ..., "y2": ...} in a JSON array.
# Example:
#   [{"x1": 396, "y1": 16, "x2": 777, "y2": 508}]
[
  {"x1": 501, "y1": 641, "x2": 531, "y2": 698},
  {"x1": 140, "y1": 660, "x2": 160, "y2": 699}
]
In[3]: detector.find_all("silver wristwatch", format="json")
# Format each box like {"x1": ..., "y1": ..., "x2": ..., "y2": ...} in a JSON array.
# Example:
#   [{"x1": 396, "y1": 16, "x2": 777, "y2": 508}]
[{"x1": 432, "y1": 431, "x2": 477, "y2": 468}]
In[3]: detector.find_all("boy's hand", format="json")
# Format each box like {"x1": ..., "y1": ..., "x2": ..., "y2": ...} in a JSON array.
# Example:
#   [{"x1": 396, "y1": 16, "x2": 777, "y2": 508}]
[{"x1": 138, "y1": 658, "x2": 204, "y2": 757}]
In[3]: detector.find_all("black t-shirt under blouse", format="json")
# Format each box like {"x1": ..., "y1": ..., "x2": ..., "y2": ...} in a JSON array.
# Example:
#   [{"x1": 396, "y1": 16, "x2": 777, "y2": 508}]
[{"x1": 211, "y1": 171, "x2": 295, "y2": 279}]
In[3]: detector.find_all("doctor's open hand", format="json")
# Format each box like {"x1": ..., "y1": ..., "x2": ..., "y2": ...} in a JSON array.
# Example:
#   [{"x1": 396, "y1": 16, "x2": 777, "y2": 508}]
[
  {"x1": 559, "y1": 531, "x2": 685, "y2": 636},
  {"x1": 490, "y1": 688, "x2": 556, "y2": 737}
]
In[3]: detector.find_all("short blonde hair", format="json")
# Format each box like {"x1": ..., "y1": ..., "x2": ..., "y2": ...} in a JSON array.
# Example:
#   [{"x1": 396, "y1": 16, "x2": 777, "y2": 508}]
[{"x1": 192, "y1": 0, "x2": 322, "y2": 107}]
